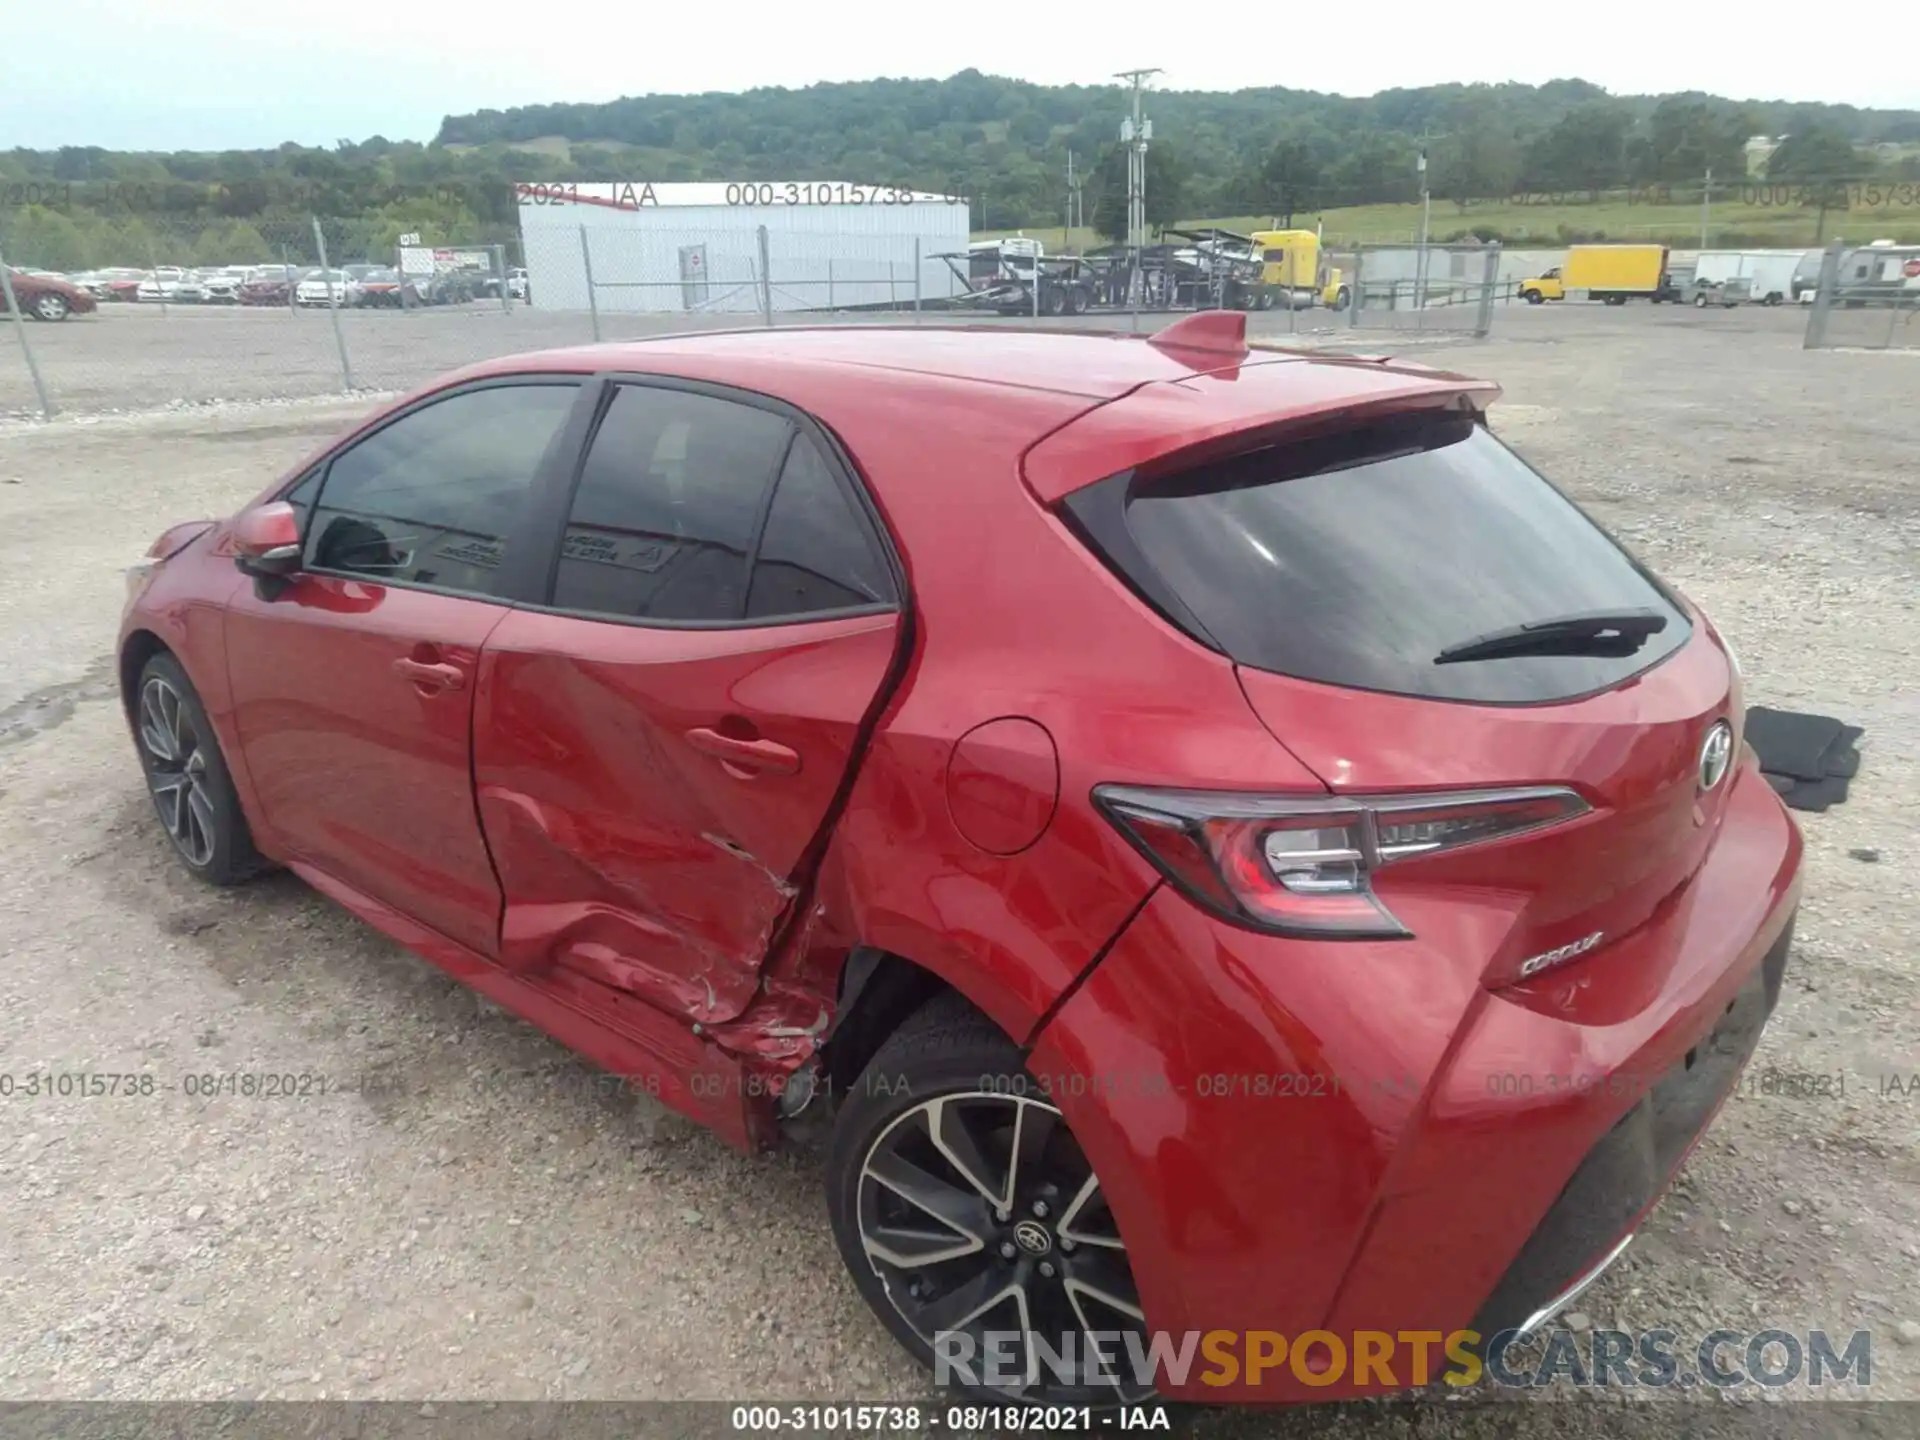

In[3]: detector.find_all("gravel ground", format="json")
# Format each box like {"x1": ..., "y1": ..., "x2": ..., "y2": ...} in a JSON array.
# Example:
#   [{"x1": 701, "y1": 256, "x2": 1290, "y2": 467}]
[{"x1": 0, "y1": 304, "x2": 1915, "y2": 1437}]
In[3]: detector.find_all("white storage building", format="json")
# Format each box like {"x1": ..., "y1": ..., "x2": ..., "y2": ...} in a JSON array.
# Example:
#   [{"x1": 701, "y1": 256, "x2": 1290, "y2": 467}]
[{"x1": 515, "y1": 182, "x2": 971, "y2": 315}]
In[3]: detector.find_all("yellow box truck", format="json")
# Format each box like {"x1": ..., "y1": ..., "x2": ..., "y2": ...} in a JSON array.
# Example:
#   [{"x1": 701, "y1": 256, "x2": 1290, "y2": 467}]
[{"x1": 1520, "y1": 244, "x2": 1670, "y2": 305}]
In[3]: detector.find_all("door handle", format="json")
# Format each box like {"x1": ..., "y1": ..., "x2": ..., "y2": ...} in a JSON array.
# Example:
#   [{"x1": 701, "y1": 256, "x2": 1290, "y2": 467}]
[
  {"x1": 684, "y1": 726, "x2": 801, "y2": 778},
  {"x1": 392, "y1": 657, "x2": 466, "y2": 692}
]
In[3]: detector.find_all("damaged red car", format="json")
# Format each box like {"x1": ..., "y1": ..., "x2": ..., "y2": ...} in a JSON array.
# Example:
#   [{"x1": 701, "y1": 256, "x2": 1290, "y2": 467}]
[{"x1": 119, "y1": 315, "x2": 1801, "y2": 1406}]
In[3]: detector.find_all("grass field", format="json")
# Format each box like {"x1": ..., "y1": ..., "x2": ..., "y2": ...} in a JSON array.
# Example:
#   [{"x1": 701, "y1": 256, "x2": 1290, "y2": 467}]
[{"x1": 981, "y1": 193, "x2": 1920, "y2": 250}]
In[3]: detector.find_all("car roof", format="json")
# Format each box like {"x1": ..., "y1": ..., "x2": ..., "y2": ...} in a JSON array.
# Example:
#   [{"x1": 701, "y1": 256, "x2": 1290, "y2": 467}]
[{"x1": 449, "y1": 323, "x2": 1477, "y2": 404}]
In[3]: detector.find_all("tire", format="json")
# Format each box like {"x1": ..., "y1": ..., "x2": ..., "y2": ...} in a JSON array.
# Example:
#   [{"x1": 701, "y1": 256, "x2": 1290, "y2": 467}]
[
  {"x1": 133, "y1": 653, "x2": 269, "y2": 886},
  {"x1": 827, "y1": 991, "x2": 1151, "y2": 1407},
  {"x1": 1694, "y1": 293, "x2": 1708, "y2": 308},
  {"x1": 1041, "y1": 285, "x2": 1068, "y2": 318},
  {"x1": 1523, "y1": 289, "x2": 1544, "y2": 305},
  {"x1": 31, "y1": 292, "x2": 70, "y2": 321},
  {"x1": 1333, "y1": 286, "x2": 1351, "y2": 312}
]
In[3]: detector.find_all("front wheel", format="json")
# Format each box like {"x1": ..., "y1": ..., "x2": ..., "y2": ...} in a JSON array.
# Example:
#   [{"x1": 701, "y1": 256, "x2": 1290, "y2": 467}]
[
  {"x1": 1523, "y1": 289, "x2": 1544, "y2": 305},
  {"x1": 133, "y1": 653, "x2": 268, "y2": 885},
  {"x1": 31, "y1": 292, "x2": 71, "y2": 321},
  {"x1": 1694, "y1": 293, "x2": 1708, "y2": 308},
  {"x1": 827, "y1": 993, "x2": 1153, "y2": 1407}
]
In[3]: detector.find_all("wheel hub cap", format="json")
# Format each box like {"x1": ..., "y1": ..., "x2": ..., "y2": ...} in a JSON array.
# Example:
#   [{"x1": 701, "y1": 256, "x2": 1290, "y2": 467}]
[
  {"x1": 139, "y1": 677, "x2": 216, "y2": 868},
  {"x1": 856, "y1": 1091, "x2": 1152, "y2": 1403}
]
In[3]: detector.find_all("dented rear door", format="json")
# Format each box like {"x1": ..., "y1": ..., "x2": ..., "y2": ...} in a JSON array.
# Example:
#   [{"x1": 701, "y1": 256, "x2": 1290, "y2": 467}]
[{"x1": 470, "y1": 381, "x2": 904, "y2": 1030}]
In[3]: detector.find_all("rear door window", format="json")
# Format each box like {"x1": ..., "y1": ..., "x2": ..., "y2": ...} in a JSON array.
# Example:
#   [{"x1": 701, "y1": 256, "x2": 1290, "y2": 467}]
[
  {"x1": 550, "y1": 385, "x2": 795, "y2": 622},
  {"x1": 1101, "y1": 414, "x2": 1691, "y2": 704},
  {"x1": 745, "y1": 435, "x2": 894, "y2": 620}
]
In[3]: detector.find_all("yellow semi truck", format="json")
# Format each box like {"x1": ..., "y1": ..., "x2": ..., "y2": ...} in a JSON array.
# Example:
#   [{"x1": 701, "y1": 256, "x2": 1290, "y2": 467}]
[
  {"x1": 1519, "y1": 244, "x2": 1670, "y2": 305},
  {"x1": 1252, "y1": 229, "x2": 1350, "y2": 310}
]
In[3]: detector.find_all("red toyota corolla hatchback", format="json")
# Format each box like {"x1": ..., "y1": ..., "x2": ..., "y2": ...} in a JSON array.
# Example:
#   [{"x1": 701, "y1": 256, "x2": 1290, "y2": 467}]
[{"x1": 119, "y1": 315, "x2": 1800, "y2": 1405}]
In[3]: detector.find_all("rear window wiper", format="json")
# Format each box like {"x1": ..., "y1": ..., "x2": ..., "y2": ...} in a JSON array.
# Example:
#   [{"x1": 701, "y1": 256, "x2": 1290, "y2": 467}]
[{"x1": 1433, "y1": 608, "x2": 1668, "y2": 665}]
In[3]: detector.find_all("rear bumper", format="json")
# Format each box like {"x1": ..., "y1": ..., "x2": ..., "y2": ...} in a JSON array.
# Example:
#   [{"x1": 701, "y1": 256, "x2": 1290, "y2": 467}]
[
  {"x1": 1026, "y1": 754, "x2": 1802, "y2": 1402},
  {"x1": 1468, "y1": 916, "x2": 1790, "y2": 1340}
]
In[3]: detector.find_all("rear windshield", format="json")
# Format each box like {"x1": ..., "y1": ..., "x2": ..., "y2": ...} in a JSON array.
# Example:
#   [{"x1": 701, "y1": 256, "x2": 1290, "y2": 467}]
[{"x1": 1086, "y1": 413, "x2": 1691, "y2": 704}]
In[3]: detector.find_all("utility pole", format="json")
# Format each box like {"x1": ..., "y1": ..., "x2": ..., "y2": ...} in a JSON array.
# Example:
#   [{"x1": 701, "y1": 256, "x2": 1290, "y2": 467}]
[
  {"x1": 1416, "y1": 142, "x2": 1431, "y2": 309},
  {"x1": 1115, "y1": 67, "x2": 1161, "y2": 311},
  {"x1": 1700, "y1": 167, "x2": 1712, "y2": 250},
  {"x1": 1115, "y1": 68, "x2": 1161, "y2": 259},
  {"x1": 1066, "y1": 150, "x2": 1084, "y2": 247},
  {"x1": 1417, "y1": 145, "x2": 1431, "y2": 248}
]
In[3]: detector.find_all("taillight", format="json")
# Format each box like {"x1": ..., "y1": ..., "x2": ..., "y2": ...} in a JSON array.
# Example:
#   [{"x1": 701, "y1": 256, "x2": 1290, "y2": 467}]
[{"x1": 1093, "y1": 784, "x2": 1590, "y2": 939}]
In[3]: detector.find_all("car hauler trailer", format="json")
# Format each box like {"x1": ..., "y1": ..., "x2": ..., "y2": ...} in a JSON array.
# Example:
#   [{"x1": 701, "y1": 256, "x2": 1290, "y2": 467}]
[{"x1": 930, "y1": 241, "x2": 1099, "y2": 315}]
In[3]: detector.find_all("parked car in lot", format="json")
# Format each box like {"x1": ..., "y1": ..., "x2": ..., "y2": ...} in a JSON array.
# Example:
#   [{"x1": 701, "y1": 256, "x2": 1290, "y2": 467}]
[
  {"x1": 356, "y1": 268, "x2": 422, "y2": 308},
  {"x1": 3, "y1": 266, "x2": 98, "y2": 320},
  {"x1": 294, "y1": 269, "x2": 362, "y2": 308},
  {"x1": 118, "y1": 314, "x2": 1801, "y2": 1408},
  {"x1": 199, "y1": 268, "x2": 252, "y2": 304},
  {"x1": 420, "y1": 270, "x2": 475, "y2": 305},
  {"x1": 136, "y1": 269, "x2": 190, "y2": 304},
  {"x1": 239, "y1": 266, "x2": 302, "y2": 306},
  {"x1": 86, "y1": 268, "x2": 147, "y2": 302}
]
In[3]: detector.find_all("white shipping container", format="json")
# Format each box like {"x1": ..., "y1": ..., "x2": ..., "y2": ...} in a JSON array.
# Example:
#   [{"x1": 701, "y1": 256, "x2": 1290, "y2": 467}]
[{"x1": 514, "y1": 181, "x2": 970, "y2": 315}]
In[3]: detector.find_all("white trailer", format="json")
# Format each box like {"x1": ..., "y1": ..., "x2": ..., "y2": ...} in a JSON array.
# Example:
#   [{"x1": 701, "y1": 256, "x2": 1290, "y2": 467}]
[{"x1": 1692, "y1": 250, "x2": 1807, "y2": 306}]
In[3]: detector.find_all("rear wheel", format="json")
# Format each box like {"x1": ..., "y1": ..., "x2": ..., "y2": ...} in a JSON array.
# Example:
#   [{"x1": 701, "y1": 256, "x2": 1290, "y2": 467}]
[
  {"x1": 828, "y1": 994, "x2": 1151, "y2": 1407},
  {"x1": 134, "y1": 653, "x2": 268, "y2": 885},
  {"x1": 1694, "y1": 293, "x2": 1708, "y2": 308}
]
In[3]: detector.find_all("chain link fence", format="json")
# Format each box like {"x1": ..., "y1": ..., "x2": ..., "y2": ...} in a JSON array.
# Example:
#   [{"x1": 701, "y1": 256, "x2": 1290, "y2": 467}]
[
  {"x1": 0, "y1": 209, "x2": 550, "y2": 418},
  {"x1": 1346, "y1": 244, "x2": 1503, "y2": 336},
  {"x1": 1803, "y1": 241, "x2": 1920, "y2": 351},
  {"x1": 4, "y1": 213, "x2": 1500, "y2": 421}
]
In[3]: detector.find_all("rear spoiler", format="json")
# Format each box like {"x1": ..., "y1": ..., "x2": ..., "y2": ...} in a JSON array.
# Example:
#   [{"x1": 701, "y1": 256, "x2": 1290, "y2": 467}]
[{"x1": 1023, "y1": 334, "x2": 1500, "y2": 505}]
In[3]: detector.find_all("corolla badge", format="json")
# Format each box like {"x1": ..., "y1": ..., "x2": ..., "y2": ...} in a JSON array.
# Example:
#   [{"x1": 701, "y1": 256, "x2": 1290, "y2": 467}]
[{"x1": 1518, "y1": 930, "x2": 1604, "y2": 979}]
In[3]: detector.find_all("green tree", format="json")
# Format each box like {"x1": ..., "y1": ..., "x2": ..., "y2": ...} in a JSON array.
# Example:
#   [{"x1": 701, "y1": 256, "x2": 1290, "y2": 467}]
[
  {"x1": 1090, "y1": 142, "x2": 1186, "y2": 241},
  {"x1": 1521, "y1": 104, "x2": 1628, "y2": 191},
  {"x1": 1767, "y1": 125, "x2": 1863, "y2": 179},
  {"x1": 1639, "y1": 98, "x2": 1753, "y2": 183},
  {"x1": 6, "y1": 205, "x2": 90, "y2": 270},
  {"x1": 1253, "y1": 135, "x2": 1324, "y2": 225}
]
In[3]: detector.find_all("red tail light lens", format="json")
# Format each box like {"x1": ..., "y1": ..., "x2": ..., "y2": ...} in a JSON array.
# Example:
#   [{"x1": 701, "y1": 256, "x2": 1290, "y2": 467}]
[{"x1": 1094, "y1": 784, "x2": 1590, "y2": 939}]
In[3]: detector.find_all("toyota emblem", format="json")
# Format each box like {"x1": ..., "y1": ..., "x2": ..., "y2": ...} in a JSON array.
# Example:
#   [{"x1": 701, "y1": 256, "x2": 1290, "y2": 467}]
[
  {"x1": 1699, "y1": 721, "x2": 1734, "y2": 793},
  {"x1": 1012, "y1": 1220, "x2": 1053, "y2": 1256}
]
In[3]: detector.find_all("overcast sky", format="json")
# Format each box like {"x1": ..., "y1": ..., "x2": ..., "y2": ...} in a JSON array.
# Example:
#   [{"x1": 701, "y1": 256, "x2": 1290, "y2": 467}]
[{"x1": 9, "y1": 0, "x2": 1916, "y2": 151}]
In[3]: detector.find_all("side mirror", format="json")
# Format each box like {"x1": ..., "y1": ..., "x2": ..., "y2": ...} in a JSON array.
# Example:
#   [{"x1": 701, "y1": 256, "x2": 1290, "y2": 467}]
[{"x1": 232, "y1": 502, "x2": 302, "y2": 592}]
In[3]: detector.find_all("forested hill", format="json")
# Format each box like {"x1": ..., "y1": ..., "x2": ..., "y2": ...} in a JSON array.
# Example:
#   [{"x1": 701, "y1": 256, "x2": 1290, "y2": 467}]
[{"x1": 437, "y1": 70, "x2": 1920, "y2": 229}]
